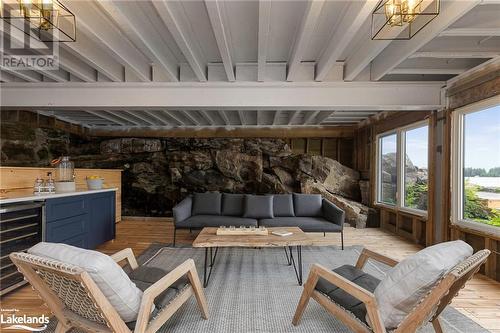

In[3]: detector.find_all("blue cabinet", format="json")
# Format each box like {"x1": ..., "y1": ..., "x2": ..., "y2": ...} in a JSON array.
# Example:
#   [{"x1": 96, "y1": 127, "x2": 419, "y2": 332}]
[{"x1": 45, "y1": 191, "x2": 116, "y2": 249}]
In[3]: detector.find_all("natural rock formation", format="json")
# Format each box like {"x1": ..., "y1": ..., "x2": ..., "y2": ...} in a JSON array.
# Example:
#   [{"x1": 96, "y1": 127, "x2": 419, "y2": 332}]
[{"x1": 215, "y1": 150, "x2": 263, "y2": 182}]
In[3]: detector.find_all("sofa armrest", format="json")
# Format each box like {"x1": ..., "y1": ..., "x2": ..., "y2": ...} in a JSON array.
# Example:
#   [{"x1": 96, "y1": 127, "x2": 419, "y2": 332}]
[
  {"x1": 322, "y1": 199, "x2": 345, "y2": 228},
  {"x1": 173, "y1": 196, "x2": 192, "y2": 226}
]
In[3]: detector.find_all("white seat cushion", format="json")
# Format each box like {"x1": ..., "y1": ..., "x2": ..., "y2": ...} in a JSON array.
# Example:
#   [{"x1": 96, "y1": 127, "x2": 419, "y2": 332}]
[
  {"x1": 372, "y1": 240, "x2": 473, "y2": 329},
  {"x1": 28, "y1": 242, "x2": 143, "y2": 323}
]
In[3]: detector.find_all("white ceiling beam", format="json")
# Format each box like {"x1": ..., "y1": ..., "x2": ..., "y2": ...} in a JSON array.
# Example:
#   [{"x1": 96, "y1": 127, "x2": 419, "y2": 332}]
[
  {"x1": 164, "y1": 111, "x2": 188, "y2": 126},
  {"x1": 84, "y1": 110, "x2": 130, "y2": 126},
  {"x1": 98, "y1": 1, "x2": 178, "y2": 82},
  {"x1": 152, "y1": 1, "x2": 207, "y2": 82},
  {"x1": 237, "y1": 110, "x2": 246, "y2": 125},
  {"x1": 256, "y1": 111, "x2": 262, "y2": 126},
  {"x1": 0, "y1": 71, "x2": 20, "y2": 82},
  {"x1": 371, "y1": 0, "x2": 481, "y2": 81},
  {"x1": 303, "y1": 110, "x2": 321, "y2": 125},
  {"x1": 199, "y1": 111, "x2": 215, "y2": 126},
  {"x1": 180, "y1": 111, "x2": 201, "y2": 126},
  {"x1": 127, "y1": 111, "x2": 158, "y2": 126},
  {"x1": 312, "y1": 111, "x2": 334, "y2": 125},
  {"x1": 257, "y1": 0, "x2": 272, "y2": 82},
  {"x1": 144, "y1": 111, "x2": 174, "y2": 126},
  {"x1": 389, "y1": 68, "x2": 467, "y2": 75},
  {"x1": 439, "y1": 28, "x2": 500, "y2": 37},
  {"x1": 218, "y1": 110, "x2": 230, "y2": 125},
  {"x1": 0, "y1": 82, "x2": 444, "y2": 111},
  {"x1": 409, "y1": 51, "x2": 499, "y2": 59},
  {"x1": 0, "y1": 67, "x2": 41, "y2": 82},
  {"x1": 272, "y1": 110, "x2": 281, "y2": 126},
  {"x1": 109, "y1": 111, "x2": 146, "y2": 126},
  {"x1": 288, "y1": 111, "x2": 300, "y2": 125},
  {"x1": 39, "y1": 68, "x2": 69, "y2": 82},
  {"x1": 447, "y1": 56, "x2": 500, "y2": 86},
  {"x1": 63, "y1": 1, "x2": 151, "y2": 82},
  {"x1": 287, "y1": 0, "x2": 325, "y2": 81},
  {"x1": 315, "y1": 0, "x2": 378, "y2": 81},
  {"x1": 205, "y1": 0, "x2": 235, "y2": 82}
]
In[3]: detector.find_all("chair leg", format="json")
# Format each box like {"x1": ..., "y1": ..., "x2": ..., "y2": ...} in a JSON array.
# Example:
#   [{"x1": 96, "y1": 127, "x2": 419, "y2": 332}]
[
  {"x1": 432, "y1": 317, "x2": 444, "y2": 333},
  {"x1": 173, "y1": 228, "x2": 177, "y2": 247},
  {"x1": 341, "y1": 231, "x2": 344, "y2": 250},
  {"x1": 292, "y1": 270, "x2": 319, "y2": 326},
  {"x1": 55, "y1": 322, "x2": 71, "y2": 333},
  {"x1": 187, "y1": 262, "x2": 209, "y2": 320},
  {"x1": 323, "y1": 232, "x2": 326, "y2": 237}
]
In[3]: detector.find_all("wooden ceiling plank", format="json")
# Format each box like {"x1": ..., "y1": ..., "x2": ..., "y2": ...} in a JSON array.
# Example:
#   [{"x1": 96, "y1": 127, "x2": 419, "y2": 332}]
[
  {"x1": 371, "y1": 0, "x2": 481, "y2": 81},
  {"x1": 272, "y1": 110, "x2": 281, "y2": 126},
  {"x1": 237, "y1": 110, "x2": 246, "y2": 125},
  {"x1": 303, "y1": 110, "x2": 321, "y2": 125},
  {"x1": 152, "y1": 1, "x2": 207, "y2": 81},
  {"x1": 439, "y1": 28, "x2": 500, "y2": 37},
  {"x1": 312, "y1": 111, "x2": 334, "y2": 125},
  {"x1": 288, "y1": 111, "x2": 300, "y2": 125},
  {"x1": 287, "y1": 0, "x2": 325, "y2": 81},
  {"x1": 389, "y1": 68, "x2": 468, "y2": 75},
  {"x1": 164, "y1": 111, "x2": 188, "y2": 126},
  {"x1": 198, "y1": 111, "x2": 215, "y2": 126},
  {"x1": 98, "y1": 0, "x2": 178, "y2": 82},
  {"x1": 84, "y1": 110, "x2": 130, "y2": 126},
  {"x1": 409, "y1": 51, "x2": 499, "y2": 59},
  {"x1": 218, "y1": 110, "x2": 230, "y2": 126},
  {"x1": 205, "y1": 0, "x2": 235, "y2": 82},
  {"x1": 130, "y1": 111, "x2": 163, "y2": 126},
  {"x1": 0, "y1": 67, "x2": 41, "y2": 82},
  {"x1": 64, "y1": 1, "x2": 151, "y2": 82},
  {"x1": 106, "y1": 111, "x2": 143, "y2": 126},
  {"x1": 258, "y1": 0, "x2": 272, "y2": 82},
  {"x1": 315, "y1": 0, "x2": 378, "y2": 81}
]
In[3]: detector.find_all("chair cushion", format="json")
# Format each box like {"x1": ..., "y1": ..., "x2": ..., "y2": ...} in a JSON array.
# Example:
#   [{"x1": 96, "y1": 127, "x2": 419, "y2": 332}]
[
  {"x1": 177, "y1": 215, "x2": 258, "y2": 228},
  {"x1": 243, "y1": 195, "x2": 274, "y2": 219},
  {"x1": 315, "y1": 264, "x2": 380, "y2": 324},
  {"x1": 373, "y1": 240, "x2": 473, "y2": 329},
  {"x1": 126, "y1": 266, "x2": 189, "y2": 329},
  {"x1": 222, "y1": 193, "x2": 244, "y2": 216},
  {"x1": 272, "y1": 194, "x2": 295, "y2": 217},
  {"x1": 192, "y1": 192, "x2": 222, "y2": 215},
  {"x1": 293, "y1": 193, "x2": 322, "y2": 217},
  {"x1": 259, "y1": 217, "x2": 342, "y2": 233},
  {"x1": 28, "y1": 242, "x2": 143, "y2": 323}
]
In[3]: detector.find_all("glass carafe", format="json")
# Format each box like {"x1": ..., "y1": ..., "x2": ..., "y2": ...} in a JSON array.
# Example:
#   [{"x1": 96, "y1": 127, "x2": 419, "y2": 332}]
[{"x1": 54, "y1": 156, "x2": 74, "y2": 182}]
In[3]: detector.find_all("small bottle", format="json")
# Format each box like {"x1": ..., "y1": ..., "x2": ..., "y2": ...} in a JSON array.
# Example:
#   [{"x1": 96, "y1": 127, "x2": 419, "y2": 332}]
[
  {"x1": 33, "y1": 177, "x2": 43, "y2": 195},
  {"x1": 46, "y1": 172, "x2": 55, "y2": 194}
]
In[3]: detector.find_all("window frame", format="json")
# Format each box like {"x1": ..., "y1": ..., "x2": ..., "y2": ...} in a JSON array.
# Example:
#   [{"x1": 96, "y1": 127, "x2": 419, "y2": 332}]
[
  {"x1": 451, "y1": 96, "x2": 500, "y2": 236},
  {"x1": 375, "y1": 120, "x2": 429, "y2": 217}
]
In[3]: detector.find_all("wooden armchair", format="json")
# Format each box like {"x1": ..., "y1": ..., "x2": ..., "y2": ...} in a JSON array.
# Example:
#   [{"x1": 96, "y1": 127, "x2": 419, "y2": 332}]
[
  {"x1": 292, "y1": 248, "x2": 490, "y2": 333},
  {"x1": 10, "y1": 248, "x2": 208, "y2": 333}
]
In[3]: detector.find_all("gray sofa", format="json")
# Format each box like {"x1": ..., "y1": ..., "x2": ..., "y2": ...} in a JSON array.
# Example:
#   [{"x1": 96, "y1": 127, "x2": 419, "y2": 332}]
[{"x1": 173, "y1": 192, "x2": 345, "y2": 249}]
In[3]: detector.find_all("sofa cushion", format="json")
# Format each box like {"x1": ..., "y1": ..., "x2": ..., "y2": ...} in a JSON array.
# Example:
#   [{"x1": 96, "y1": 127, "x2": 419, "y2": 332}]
[
  {"x1": 272, "y1": 194, "x2": 295, "y2": 217},
  {"x1": 373, "y1": 240, "x2": 473, "y2": 329},
  {"x1": 192, "y1": 192, "x2": 222, "y2": 215},
  {"x1": 315, "y1": 265, "x2": 380, "y2": 324},
  {"x1": 222, "y1": 193, "x2": 244, "y2": 216},
  {"x1": 243, "y1": 195, "x2": 274, "y2": 219},
  {"x1": 293, "y1": 193, "x2": 322, "y2": 217},
  {"x1": 177, "y1": 215, "x2": 258, "y2": 228},
  {"x1": 259, "y1": 217, "x2": 342, "y2": 233},
  {"x1": 28, "y1": 242, "x2": 143, "y2": 323}
]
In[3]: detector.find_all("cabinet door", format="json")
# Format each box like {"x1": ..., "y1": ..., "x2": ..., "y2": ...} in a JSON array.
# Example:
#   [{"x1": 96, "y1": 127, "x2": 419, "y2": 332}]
[
  {"x1": 45, "y1": 195, "x2": 86, "y2": 222},
  {"x1": 45, "y1": 214, "x2": 89, "y2": 249},
  {"x1": 87, "y1": 192, "x2": 115, "y2": 249}
]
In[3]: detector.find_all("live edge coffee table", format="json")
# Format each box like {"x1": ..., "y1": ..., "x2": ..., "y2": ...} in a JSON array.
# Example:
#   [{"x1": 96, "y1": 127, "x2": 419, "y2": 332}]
[{"x1": 192, "y1": 227, "x2": 314, "y2": 287}]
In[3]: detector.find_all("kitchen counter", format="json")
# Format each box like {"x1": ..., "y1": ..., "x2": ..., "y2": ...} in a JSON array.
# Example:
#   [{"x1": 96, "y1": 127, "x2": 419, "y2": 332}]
[{"x1": 0, "y1": 188, "x2": 118, "y2": 205}]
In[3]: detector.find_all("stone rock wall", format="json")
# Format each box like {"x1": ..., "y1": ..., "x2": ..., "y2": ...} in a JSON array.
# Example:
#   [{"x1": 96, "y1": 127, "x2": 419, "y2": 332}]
[{"x1": 1, "y1": 123, "x2": 369, "y2": 225}]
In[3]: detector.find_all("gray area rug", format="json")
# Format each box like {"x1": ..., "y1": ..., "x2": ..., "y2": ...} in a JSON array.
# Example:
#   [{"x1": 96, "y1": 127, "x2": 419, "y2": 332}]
[{"x1": 46, "y1": 244, "x2": 489, "y2": 333}]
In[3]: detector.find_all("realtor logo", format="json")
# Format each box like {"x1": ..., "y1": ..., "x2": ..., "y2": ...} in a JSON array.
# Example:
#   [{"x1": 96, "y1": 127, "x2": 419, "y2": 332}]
[
  {"x1": 0, "y1": 2, "x2": 59, "y2": 71},
  {"x1": 0, "y1": 309, "x2": 49, "y2": 332}
]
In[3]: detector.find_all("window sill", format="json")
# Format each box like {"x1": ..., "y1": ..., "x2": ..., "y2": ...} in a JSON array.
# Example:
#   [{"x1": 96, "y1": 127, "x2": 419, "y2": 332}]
[
  {"x1": 452, "y1": 220, "x2": 500, "y2": 240},
  {"x1": 374, "y1": 203, "x2": 428, "y2": 219}
]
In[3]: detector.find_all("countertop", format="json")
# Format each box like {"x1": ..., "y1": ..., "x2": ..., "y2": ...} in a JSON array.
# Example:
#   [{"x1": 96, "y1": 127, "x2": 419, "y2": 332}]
[{"x1": 0, "y1": 188, "x2": 118, "y2": 205}]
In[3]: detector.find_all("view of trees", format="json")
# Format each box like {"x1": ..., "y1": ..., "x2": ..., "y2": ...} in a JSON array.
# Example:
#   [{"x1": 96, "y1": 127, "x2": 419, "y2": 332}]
[
  {"x1": 464, "y1": 167, "x2": 500, "y2": 177},
  {"x1": 464, "y1": 182, "x2": 500, "y2": 227}
]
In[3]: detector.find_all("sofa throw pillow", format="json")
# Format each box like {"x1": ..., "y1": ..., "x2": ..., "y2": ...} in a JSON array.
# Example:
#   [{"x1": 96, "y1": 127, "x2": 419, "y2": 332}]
[
  {"x1": 192, "y1": 192, "x2": 222, "y2": 215},
  {"x1": 243, "y1": 195, "x2": 274, "y2": 219},
  {"x1": 293, "y1": 193, "x2": 322, "y2": 217},
  {"x1": 28, "y1": 242, "x2": 144, "y2": 323},
  {"x1": 372, "y1": 240, "x2": 473, "y2": 329},
  {"x1": 222, "y1": 193, "x2": 244, "y2": 216},
  {"x1": 272, "y1": 194, "x2": 295, "y2": 217}
]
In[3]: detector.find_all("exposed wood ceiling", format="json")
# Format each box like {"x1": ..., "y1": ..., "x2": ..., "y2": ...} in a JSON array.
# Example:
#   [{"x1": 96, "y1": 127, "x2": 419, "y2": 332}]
[{"x1": 0, "y1": 0, "x2": 499, "y2": 129}]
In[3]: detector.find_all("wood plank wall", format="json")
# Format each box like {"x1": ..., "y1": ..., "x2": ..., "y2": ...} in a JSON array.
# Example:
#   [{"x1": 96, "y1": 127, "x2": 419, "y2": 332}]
[
  {"x1": 288, "y1": 137, "x2": 355, "y2": 168},
  {"x1": 0, "y1": 167, "x2": 122, "y2": 222}
]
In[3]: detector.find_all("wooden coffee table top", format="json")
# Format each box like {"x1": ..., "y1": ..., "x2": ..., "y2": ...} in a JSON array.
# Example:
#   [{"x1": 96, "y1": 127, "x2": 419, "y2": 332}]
[{"x1": 192, "y1": 227, "x2": 314, "y2": 248}]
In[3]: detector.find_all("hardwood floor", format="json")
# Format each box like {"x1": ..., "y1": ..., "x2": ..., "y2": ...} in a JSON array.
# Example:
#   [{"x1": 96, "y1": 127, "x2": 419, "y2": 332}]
[{"x1": 2, "y1": 217, "x2": 499, "y2": 332}]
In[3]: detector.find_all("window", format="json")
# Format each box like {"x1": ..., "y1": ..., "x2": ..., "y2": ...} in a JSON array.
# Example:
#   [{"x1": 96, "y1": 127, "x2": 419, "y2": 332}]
[
  {"x1": 452, "y1": 97, "x2": 500, "y2": 233},
  {"x1": 378, "y1": 133, "x2": 397, "y2": 205},
  {"x1": 403, "y1": 126, "x2": 429, "y2": 211},
  {"x1": 376, "y1": 122, "x2": 429, "y2": 214}
]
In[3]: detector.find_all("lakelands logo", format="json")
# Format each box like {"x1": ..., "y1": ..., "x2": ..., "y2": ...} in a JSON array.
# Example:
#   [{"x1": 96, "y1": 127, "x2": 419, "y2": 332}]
[
  {"x1": 1, "y1": 309, "x2": 49, "y2": 332},
  {"x1": 0, "y1": 2, "x2": 59, "y2": 71}
]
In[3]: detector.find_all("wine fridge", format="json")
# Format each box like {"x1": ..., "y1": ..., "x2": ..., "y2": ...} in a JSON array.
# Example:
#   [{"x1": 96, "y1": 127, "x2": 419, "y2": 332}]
[{"x1": 0, "y1": 202, "x2": 44, "y2": 295}]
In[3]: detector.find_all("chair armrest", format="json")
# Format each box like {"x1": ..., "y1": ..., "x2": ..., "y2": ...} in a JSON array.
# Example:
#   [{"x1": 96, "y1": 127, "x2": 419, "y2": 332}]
[
  {"x1": 355, "y1": 248, "x2": 398, "y2": 270},
  {"x1": 173, "y1": 196, "x2": 192, "y2": 226},
  {"x1": 134, "y1": 259, "x2": 196, "y2": 333},
  {"x1": 311, "y1": 263, "x2": 386, "y2": 332},
  {"x1": 322, "y1": 199, "x2": 345, "y2": 227},
  {"x1": 110, "y1": 248, "x2": 138, "y2": 270}
]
